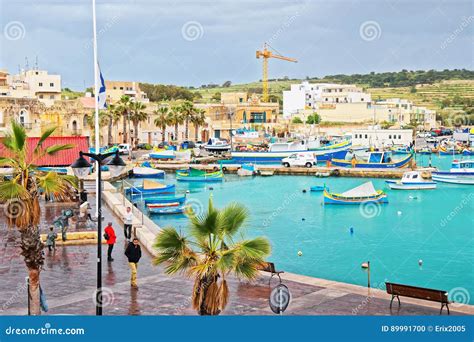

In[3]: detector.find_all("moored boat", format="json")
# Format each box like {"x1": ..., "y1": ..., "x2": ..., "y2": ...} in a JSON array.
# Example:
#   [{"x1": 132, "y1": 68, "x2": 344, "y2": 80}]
[
  {"x1": 147, "y1": 205, "x2": 185, "y2": 215},
  {"x1": 125, "y1": 180, "x2": 176, "y2": 198},
  {"x1": 310, "y1": 185, "x2": 326, "y2": 192},
  {"x1": 431, "y1": 159, "x2": 474, "y2": 185},
  {"x1": 204, "y1": 138, "x2": 231, "y2": 152},
  {"x1": 149, "y1": 150, "x2": 176, "y2": 159},
  {"x1": 176, "y1": 168, "x2": 224, "y2": 182},
  {"x1": 331, "y1": 151, "x2": 412, "y2": 169},
  {"x1": 144, "y1": 196, "x2": 186, "y2": 206},
  {"x1": 385, "y1": 171, "x2": 437, "y2": 190},
  {"x1": 237, "y1": 163, "x2": 257, "y2": 176},
  {"x1": 323, "y1": 181, "x2": 388, "y2": 205},
  {"x1": 132, "y1": 166, "x2": 165, "y2": 178}
]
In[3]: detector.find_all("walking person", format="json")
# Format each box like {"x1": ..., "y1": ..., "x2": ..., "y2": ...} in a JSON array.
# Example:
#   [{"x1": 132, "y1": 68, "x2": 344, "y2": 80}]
[
  {"x1": 104, "y1": 222, "x2": 116, "y2": 262},
  {"x1": 45, "y1": 226, "x2": 57, "y2": 252},
  {"x1": 125, "y1": 238, "x2": 142, "y2": 289},
  {"x1": 123, "y1": 207, "x2": 133, "y2": 241}
]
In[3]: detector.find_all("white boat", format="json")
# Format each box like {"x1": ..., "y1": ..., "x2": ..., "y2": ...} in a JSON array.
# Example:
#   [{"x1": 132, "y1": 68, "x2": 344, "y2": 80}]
[
  {"x1": 204, "y1": 138, "x2": 231, "y2": 152},
  {"x1": 432, "y1": 159, "x2": 474, "y2": 185},
  {"x1": 385, "y1": 171, "x2": 437, "y2": 190},
  {"x1": 132, "y1": 167, "x2": 165, "y2": 179},
  {"x1": 237, "y1": 163, "x2": 257, "y2": 176}
]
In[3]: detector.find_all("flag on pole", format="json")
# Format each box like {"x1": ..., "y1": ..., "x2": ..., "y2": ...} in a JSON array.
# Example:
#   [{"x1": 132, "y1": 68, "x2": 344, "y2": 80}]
[{"x1": 97, "y1": 64, "x2": 107, "y2": 110}]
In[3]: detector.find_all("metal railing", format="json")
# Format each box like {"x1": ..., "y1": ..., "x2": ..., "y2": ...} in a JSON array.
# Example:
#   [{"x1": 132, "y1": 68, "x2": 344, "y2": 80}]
[{"x1": 72, "y1": 129, "x2": 83, "y2": 136}]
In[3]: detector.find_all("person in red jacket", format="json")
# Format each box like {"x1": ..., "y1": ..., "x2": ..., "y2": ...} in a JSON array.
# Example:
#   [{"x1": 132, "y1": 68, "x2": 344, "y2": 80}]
[{"x1": 104, "y1": 222, "x2": 116, "y2": 262}]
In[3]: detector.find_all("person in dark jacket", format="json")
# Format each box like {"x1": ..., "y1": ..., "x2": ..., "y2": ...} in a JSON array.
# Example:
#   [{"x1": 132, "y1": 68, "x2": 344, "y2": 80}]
[{"x1": 125, "y1": 238, "x2": 142, "y2": 288}]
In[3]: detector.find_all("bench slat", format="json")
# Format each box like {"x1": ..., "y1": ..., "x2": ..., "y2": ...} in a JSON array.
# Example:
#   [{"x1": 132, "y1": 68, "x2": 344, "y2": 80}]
[{"x1": 386, "y1": 282, "x2": 448, "y2": 303}]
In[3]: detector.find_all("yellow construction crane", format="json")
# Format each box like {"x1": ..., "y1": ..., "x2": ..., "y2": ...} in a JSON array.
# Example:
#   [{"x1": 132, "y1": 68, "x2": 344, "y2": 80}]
[{"x1": 256, "y1": 42, "x2": 297, "y2": 102}]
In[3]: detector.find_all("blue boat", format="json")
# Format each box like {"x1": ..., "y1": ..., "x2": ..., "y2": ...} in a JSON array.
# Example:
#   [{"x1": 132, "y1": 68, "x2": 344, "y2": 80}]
[
  {"x1": 132, "y1": 167, "x2": 165, "y2": 178},
  {"x1": 36, "y1": 166, "x2": 68, "y2": 174},
  {"x1": 310, "y1": 185, "x2": 326, "y2": 192},
  {"x1": 149, "y1": 150, "x2": 175, "y2": 159},
  {"x1": 176, "y1": 168, "x2": 224, "y2": 182},
  {"x1": 147, "y1": 205, "x2": 185, "y2": 215},
  {"x1": 125, "y1": 180, "x2": 176, "y2": 198},
  {"x1": 144, "y1": 196, "x2": 186, "y2": 205},
  {"x1": 331, "y1": 152, "x2": 412, "y2": 169}
]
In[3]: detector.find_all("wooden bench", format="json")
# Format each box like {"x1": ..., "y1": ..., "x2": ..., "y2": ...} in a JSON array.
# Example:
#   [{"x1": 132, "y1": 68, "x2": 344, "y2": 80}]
[
  {"x1": 257, "y1": 262, "x2": 284, "y2": 284},
  {"x1": 385, "y1": 282, "x2": 451, "y2": 315}
]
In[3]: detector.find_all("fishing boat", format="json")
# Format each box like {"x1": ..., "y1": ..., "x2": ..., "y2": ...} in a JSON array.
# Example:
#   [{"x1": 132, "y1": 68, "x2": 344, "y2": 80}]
[
  {"x1": 431, "y1": 159, "x2": 474, "y2": 185},
  {"x1": 390, "y1": 146, "x2": 412, "y2": 154},
  {"x1": 144, "y1": 196, "x2": 186, "y2": 206},
  {"x1": 416, "y1": 147, "x2": 432, "y2": 155},
  {"x1": 385, "y1": 171, "x2": 437, "y2": 190},
  {"x1": 324, "y1": 182, "x2": 388, "y2": 205},
  {"x1": 331, "y1": 151, "x2": 412, "y2": 169},
  {"x1": 149, "y1": 150, "x2": 176, "y2": 159},
  {"x1": 231, "y1": 139, "x2": 350, "y2": 163},
  {"x1": 36, "y1": 166, "x2": 69, "y2": 174},
  {"x1": 125, "y1": 180, "x2": 175, "y2": 198},
  {"x1": 315, "y1": 171, "x2": 330, "y2": 177},
  {"x1": 132, "y1": 167, "x2": 165, "y2": 178},
  {"x1": 176, "y1": 168, "x2": 224, "y2": 182},
  {"x1": 204, "y1": 138, "x2": 231, "y2": 152},
  {"x1": 147, "y1": 205, "x2": 185, "y2": 215},
  {"x1": 310, "y1": 185, "x2": 326, "y2": 192},
  {"x1": 237, "y1": 163, "x2": 257, "y2": 176},
  {"x1": 462, "y1": 148, "x2": 474, "y2": 156}
]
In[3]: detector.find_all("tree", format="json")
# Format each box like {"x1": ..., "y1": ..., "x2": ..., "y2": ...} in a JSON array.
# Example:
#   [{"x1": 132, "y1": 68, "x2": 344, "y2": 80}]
[
  {"x1": 180, "y1": 101, "x2": 197, "y2": 140},
  {"x1": 191, "y1": 109, "x2": 206, "y2": 141},
  {"x1": 292, "y1": 117, "x2": 303, "y2": 124},
  {"x1": 153, "y1": 197, "x2": 271, "y2": 315},
  {"x1": 0, "y1": 122, "x2": 77, "y2": 315},
  {"x1": 116, "y1": 95, "x2": 132, "y2": 144},
  {"x1": 153, "y1": 107, "x2": 173, "y2": 142},
  {"x1": 169, "y1": 106, "x2": 184, "y2": 141},
  {"x1": 86, "y1": 110, "x2": 110, "y2": 145},
  {"x1": 222, "y1": 81, "x2": 232, "y2": 87},
  {"x1": 306, "y1": 113, "x2": 321, "y2": 125},
  {"x1": 129, "y1": 101, "x2": 148, "y2": 147},
  {"x1": 211, "y1": 92, "x2": 221, "y2": 102}
]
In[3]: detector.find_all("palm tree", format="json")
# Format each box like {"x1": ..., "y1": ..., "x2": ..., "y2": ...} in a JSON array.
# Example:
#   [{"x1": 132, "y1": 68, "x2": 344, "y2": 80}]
[
  {"x1": 116, "y1": 95, "x2": 132, "y2": 143},
  {"x1": 169, "y1": 106, "x2": 184, "y2": 142},
  {"x1": 153, "y1": 107, "x2": 173, "y2": 142},
  {"x1": 191, "y1": 108, "x2": 206, "y2": 141},
  {"x1": 129, "y1": 101, "x2": 147, "y2": 147},
  {"x1": 153, "y1": 197, "x2": 271, "y2": 315},
  {"x1": 0, "y1": 122, "x2": 77, "y2": 315},
  {"x1": 180, "y1": 101, "x2": 197, "y2": 140},
  {"x1": 101, "y1": 104, "x2": 121, "y2": 146},
  {"x1": 86, "y1": 110, "x2": 110, "y2": 145}
]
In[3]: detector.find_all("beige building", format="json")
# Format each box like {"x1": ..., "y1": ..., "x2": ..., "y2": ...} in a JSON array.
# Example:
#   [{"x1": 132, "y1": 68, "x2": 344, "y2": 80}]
[
  {"x1": 196, "y1": 93, "x2": 280, "y2": 140},
  {"x1": 105, "y1": 81, "x2": 149, "y2": 104},
  {"x1": 5, "y1": 69, "x2": 62, "y2": 106}
]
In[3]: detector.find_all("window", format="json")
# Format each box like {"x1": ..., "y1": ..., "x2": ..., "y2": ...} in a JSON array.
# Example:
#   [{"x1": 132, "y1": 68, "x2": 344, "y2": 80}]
[
  {"x1": 398, "y1": 135, "x2": 401, "y2": 139},
  {"x1": 113, "y1": 86, "x2": 117, "y2": 90},
  {"x1": 413, "y1": 174, "x2": 418, "y2": 179},
  {"x1": 50, "y1": 82, "x2": 54, "y2": 87},
  {"x1": 389, "y1": 135, "x2": 392, "y2": 139},
  {"x1": 39, "y1": 94, "x2": 43, "y2": 99},
  {"x1": 120, "y1": 87, "x2": 123, "y2": 90},
  {"x1": 365, "y1": 134, "x2": 368, "y2": 139},
  {"x1": 39, "y1": 82, "x2": 43, "y2": 87},
  {"x1": 361, "y1": 98, "x2": 364, "y2": 101},
  {"x1": 50, "y1": 95, "x2": 54, "y2": 99}
]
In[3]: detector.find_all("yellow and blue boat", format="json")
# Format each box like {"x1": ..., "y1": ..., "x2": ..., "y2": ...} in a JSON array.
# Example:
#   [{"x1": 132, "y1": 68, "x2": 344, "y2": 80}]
[
  {"x1": 176, "y1": 168, "x2": 224, "y2": 182},
  {"x1": 323, "y1": 182, "x2": 388, "y2": 205},
  {"x1": 331, "y1": 151, "x2": 412, "y2": 169}
]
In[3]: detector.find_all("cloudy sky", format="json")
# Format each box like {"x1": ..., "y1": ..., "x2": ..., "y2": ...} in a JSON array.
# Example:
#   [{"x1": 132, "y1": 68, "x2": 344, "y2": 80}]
[{"x1": 0, "y1": 0, "x2": 472, "y2": 90}]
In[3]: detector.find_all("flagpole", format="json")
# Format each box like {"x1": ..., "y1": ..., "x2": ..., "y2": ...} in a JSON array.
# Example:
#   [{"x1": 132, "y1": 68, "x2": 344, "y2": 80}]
[{"x1": 92, "y1": 0, "x2": 103, "y2": 316}]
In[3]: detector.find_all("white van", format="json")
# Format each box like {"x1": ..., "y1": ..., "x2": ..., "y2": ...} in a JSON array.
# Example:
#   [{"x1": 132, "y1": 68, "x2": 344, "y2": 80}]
[
  {"x1": 118, "y1": 144, "x2": 131, "y2": 155},
  {"x1": 281, "y1": 152, "x2": 317, "y2": 168}
]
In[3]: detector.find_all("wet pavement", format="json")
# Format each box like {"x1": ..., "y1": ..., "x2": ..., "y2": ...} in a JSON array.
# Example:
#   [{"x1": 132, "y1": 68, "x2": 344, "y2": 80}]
[{"x1": 0, "y1": 200, "x2": 469, "y2": 316}]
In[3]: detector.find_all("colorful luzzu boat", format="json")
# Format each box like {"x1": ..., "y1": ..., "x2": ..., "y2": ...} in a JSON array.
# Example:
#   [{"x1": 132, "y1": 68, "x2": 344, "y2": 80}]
[
  {"x1": 385, "y1": 171, "x2": 437, "y2": 190},
  {"x1": 323, "y1": 181, "x2": 388, "y2": 205},
  {"x1": 132, "y1": 166, "x2": 165, "y2": 178},
  {"x1": 176, "y1": 168, "x2": 224, "y2": 182},
  {"x1": 331, "y1": 152, "x2": 412, "y2": 169},
  {"x1": 144, "y1": 196, "x2": 186, "y2": 206},
  {"x1": 231, "y1": 140, "x2": 350, "y2": 164},
  {"x1": 147, "y1": 205, "x2": 185, "y2": 215},
  {"x1": 432, "y1": 159, "x2": 474, "y2": 185}
]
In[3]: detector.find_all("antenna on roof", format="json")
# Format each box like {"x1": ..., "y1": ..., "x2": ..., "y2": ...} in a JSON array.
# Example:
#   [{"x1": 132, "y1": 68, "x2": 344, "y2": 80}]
[
  {"x1": 25, "y1": 57, "x2": 29, "y2": 70},
  {"x1": 35, "y1": 56, "x2": 39, "y2": 70}
]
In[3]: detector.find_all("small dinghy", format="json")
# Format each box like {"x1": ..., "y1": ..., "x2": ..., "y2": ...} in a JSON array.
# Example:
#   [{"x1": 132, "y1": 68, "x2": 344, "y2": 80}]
[
  {"x1": 310, "y1": 185, "x2": 326, "y2": 192},
  {"x1": 176, "y1": 168, "x2": 224, "y2": 182},
  {"x1": 237, "y1": 164, "x2": 257, "y2": 177},
  {"x1": 132, "y1": 166, "x2": 165, "y2": 178},
  {"x1": 385, "y1": 171, "x2": 436, "y2": 190},
  {"x1": 125, "y1": 180, "x2": 175, "y2": 199},
  {"x1": 147, "y1": 205, "x2": 185, "y2": 215},
  {"x1": 324, "y1": 181, "x2": 388, "y2": 204}
]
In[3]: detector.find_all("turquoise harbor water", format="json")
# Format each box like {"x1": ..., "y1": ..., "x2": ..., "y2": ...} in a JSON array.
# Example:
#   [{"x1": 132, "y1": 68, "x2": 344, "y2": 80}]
[{"x1": 125, "y1": 154, "x2": 474, "y2": 303}]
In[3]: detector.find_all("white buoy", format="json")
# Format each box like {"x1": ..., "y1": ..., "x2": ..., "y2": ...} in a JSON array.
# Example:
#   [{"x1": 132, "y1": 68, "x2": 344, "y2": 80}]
[
  {"x1": 397, "y1": 211, "x2": 402, "y2": 216},
  {"x1": 418, "y1": 259, "x2": 423, "y2": 266},
  {"x1": 297, "y1": 251, "x2": 303, "y2": 257},
  {"x1": 361, "y1": 262, "x2": 369, "y2": 268}
]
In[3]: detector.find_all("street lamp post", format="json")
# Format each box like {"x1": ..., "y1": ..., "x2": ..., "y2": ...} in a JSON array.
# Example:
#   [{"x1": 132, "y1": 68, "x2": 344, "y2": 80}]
[{"x1": 71, "y1": 150, "x2": 126, "y2": 315}]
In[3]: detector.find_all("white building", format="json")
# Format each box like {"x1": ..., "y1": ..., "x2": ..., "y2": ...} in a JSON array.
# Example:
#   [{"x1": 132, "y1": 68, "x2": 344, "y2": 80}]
[
  {"x1": 351, "y1": 128, "x2": 413, "y2": 148},
  {"x1": 375, "y1": 98, "x2": 437, "y2": 127},
  {"x1": 5, "y1": 69, "x2": 61, "y2": 106},
  {"x1": 283, "y1": 81, "x2": 371, "y2": 118}
]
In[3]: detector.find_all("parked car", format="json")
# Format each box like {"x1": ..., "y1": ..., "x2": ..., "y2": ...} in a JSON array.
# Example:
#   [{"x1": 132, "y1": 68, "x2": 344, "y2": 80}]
[
  {"x1": 180, "y1": 141, "x2": 196, "y2": 149},
  {"x1": 195, "y1": 141, "x2": 205, "y2": 148},
  {"x1": 157, "y1": 141, "x2": 173, "y2": 149},
  {"x1": 282, "y1": 152, "x2": 317, "y2": 168},
  {"x1": 118, "y1": 143, "x2": 131, "y2": 155},
  {"x1": 441, "y1": 128, "x2": 453, "y2": 136}
]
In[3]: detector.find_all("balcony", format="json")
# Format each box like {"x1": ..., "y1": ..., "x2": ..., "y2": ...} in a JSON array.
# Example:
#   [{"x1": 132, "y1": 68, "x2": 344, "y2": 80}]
[
  {"x1": 71, "y1": 129, "x2": 83, "y2": 136},
  {"x1": 20, "y1": 122, "x2": 33, "y2": 130}
]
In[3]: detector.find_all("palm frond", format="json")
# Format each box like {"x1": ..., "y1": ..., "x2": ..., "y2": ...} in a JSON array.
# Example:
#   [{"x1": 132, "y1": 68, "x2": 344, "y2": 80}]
[
  {"x1": 11, "y1": 121, "x2": 27, "y2": 152},
  {"x1": 44, "y1": 144, "x2": 74, "y2": 155},
  {"x1": 235, "y1": 237, "x2": 271, "y2": 259},
  {"x1": 34, "y1": 127, "x2": 56, "y2": 153},
  {"x1": 218, "y1": 202, "x2": 249, "y2": 238}
]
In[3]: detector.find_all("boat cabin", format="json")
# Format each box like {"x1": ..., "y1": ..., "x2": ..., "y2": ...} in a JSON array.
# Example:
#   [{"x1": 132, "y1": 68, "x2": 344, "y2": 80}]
[
  {"x1": 368, "y1": 152, "x2": 393, "y2": 164},
  {"x1": 401, "y1": 171, "x2": 422, "y2": 182},
  {"x1": 451, "y1": 160, "x2": 474, "y2": 171}
]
